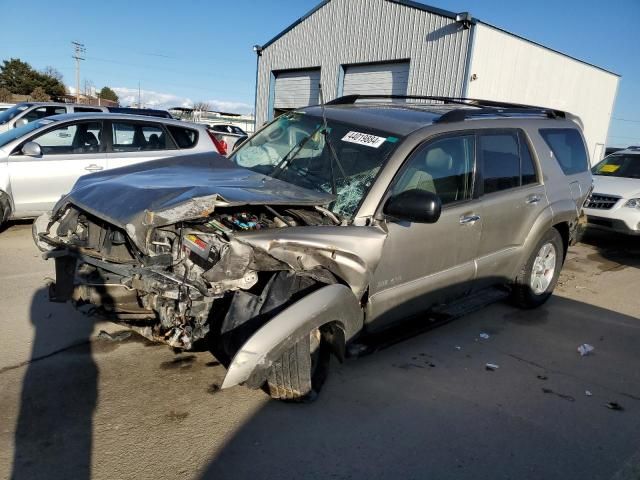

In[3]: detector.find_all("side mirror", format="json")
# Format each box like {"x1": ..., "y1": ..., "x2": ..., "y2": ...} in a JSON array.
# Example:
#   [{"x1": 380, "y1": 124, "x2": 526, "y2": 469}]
[
  {"x1": 383, "y1": 189, "x2": 442, "y2": 223},
  {"x1": 22, "y1": 141, "x2": 42, "y2": 157},
  {"x1": 15, "y1": 118, "x2": 28, "y2": 128}
]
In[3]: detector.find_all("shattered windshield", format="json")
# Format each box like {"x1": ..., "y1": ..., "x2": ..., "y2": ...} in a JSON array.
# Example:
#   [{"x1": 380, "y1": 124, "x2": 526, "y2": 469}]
[
  {"x1": 230, "y1": 112, "x2": 401, "y2": 219},
  {"x1": 592, "y1": 154, "x2": 640, "y2": 179}
]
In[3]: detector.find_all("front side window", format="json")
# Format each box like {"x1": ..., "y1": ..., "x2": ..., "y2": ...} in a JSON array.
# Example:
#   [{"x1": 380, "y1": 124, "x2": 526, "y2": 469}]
[
  {"x1": 30, "y1": 121, "x2": 103, "y2": 155},
  {"x1": 23, "y1": 106, "x2": 67, "y2": 123},
  {"x1": 0, "y1": 103, "x2": 30, "y2": 125},
  {"x1": 112, "y1": 122, "x2": 174, "y2": 152},
  {"x1": 230, "y1": 112, "x2": 400, "y2": 219},
  {"x1": 592, "y1": 154, "x2": 640, "y2": 179},
  {"x1": 540, "y1": 128, "x2": 588, "y2": 175},
  {"x1": 0, "y1": 119, "x2": 53, "y2": 149},
  {"x1": 392, "y1": 135, "x2": 475, "y2": 205}
]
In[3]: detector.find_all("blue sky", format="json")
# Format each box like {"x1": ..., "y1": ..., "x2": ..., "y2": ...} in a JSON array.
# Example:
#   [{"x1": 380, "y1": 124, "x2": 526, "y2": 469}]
[{"x1": 0, "y1": 0, "x2": 638, "y2": 146}]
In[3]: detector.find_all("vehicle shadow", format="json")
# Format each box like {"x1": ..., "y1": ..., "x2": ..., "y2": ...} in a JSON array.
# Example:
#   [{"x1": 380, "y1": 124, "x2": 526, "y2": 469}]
[
  {"x1": 0, "y1": 219, "x2": 32, "y2": 235},
  {"x1": 579, "y1": 228, "x2": 640, "y2": 269},
  {"x1": 199, "y1": 295, "x2": 640, "y2": 480},
  {"x1": 10, "y1": 287, "x2": 98, "y2": 480}
]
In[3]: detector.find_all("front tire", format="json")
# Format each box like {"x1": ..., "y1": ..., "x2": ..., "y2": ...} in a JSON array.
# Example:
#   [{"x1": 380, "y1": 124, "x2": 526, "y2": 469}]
[
  {"x1": 266, "y1": 327, "x2": 330, "y2": 402},
  {"x1": 0, "y1": 192, "x2": 11, "y2": 230},
  {"x1": 511, "y1": 228, "x2": 564, "y2": 309}
]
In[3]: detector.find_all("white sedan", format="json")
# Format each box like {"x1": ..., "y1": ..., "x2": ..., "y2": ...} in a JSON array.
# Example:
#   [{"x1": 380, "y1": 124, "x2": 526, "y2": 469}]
[{"x1": 584, "y1": 146, "x2": 640, "y2": 235}]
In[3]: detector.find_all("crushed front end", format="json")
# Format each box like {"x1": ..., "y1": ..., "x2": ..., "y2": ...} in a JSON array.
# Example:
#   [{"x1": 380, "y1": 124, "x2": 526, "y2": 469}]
[{"x1": 34, "y1": 202, "x2": 340, "y2": 350}]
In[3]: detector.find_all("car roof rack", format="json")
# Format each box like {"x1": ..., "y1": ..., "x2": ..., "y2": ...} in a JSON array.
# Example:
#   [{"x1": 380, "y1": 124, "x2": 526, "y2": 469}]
[{"x1": 325, "y1": 94, "x2": 566, "y2": 122}]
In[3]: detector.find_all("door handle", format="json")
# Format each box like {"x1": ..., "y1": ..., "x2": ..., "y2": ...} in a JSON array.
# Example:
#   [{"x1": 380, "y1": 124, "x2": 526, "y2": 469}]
[
  {"x1": 526, "y1": 195, "x2": 541, "y2": 205},
  {"x1": 84, "y1": 164, "x2": 104, "y2": 172},
  {"x1": 459, "y1": 214, "x2": 481, "y2": 225}
]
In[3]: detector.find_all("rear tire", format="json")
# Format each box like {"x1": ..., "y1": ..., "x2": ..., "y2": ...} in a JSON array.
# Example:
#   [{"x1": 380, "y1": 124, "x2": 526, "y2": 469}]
[
  {"x1": 0, "y1": 192, "x2": 11, "y2": 230},
  {"x1": 266, "y1": 328, "x2": 330, "y2": 402},
  {"x1": 511, "y1": 228, "x2": 564, "y2": 309}
]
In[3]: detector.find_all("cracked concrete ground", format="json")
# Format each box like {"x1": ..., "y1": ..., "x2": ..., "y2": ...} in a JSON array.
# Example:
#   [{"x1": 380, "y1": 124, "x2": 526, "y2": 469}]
[{"x1": 0, "y1": 222, "x2": 639, "y2": 480}]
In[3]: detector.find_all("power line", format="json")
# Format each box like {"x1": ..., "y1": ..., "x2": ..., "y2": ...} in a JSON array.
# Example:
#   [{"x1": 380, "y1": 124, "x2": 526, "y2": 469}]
[
  {"x1": 612, "y1": 117, "x2": 640, "y2": 124},
  {"x1": 608, "y1": 134, "x2": 640, "y2": 141}
]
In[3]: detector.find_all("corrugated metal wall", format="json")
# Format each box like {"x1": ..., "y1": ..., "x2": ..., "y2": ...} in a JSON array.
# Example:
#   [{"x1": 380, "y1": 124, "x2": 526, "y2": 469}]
[
  {"x1": 273, "y1": 70, "x2": 321, "y2": 109},
  {"x1": 255, "y1": 0, "x2": 470, "y2": 125},
  {"x1": 342, "y1": 62, "x2": 411, "y2": 96}
]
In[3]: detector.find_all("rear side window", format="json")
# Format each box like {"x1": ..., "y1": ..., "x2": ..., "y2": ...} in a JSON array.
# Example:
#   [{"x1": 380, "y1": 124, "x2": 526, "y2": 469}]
[
  {"x1": 112, "y1": 122, "x2": 175, "y2": 152},
  {"x1": 167, "y1": 125, "x2": 198, "y2": 149},
  {"x1": 480, "y1": 133, "x2": 520, "y2": 193},
  {"x1": 539, "y1": 128, "x2": 588, "y2": 175},
  {"x1": 480, "y1": 131, "x2": 539, "y2": 194},
  {"x1": 74, "y1": 107, "x2": 102, "y2": 113}
]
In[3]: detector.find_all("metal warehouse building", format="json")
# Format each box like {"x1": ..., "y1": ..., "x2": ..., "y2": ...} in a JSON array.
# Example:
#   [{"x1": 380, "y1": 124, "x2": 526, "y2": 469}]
[{"x1": 254, "y1": 0, "x2": 619, "y2": 163}]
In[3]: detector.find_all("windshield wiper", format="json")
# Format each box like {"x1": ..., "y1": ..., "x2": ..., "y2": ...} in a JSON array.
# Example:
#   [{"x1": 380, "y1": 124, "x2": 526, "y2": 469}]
[{"x1": 269, "y1": 126, "x2": 322, "y2": 179}]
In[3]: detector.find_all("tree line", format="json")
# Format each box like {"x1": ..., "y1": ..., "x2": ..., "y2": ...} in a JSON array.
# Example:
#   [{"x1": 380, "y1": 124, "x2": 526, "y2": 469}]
[{"x1": 0, "y1": 58, "x2": 118, "y2": 104}]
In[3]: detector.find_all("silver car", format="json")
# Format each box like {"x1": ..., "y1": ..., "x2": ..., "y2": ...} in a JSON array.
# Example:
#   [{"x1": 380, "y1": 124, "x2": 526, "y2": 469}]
[
  {"x1": 0, "y1": 113, "x2": 222, "y2": 227},
  {"x1": 33, "y1": 96, "x2": 591, "y2": 402}
]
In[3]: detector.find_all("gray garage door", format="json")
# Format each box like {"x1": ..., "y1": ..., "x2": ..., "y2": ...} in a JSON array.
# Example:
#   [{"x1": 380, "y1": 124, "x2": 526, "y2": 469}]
[
  {"x1": 273, "y1": 69, "x2": 321, "y2": 110},
  {"x1": 343, "y1": 62, "x2": 410, "y2": 96}
]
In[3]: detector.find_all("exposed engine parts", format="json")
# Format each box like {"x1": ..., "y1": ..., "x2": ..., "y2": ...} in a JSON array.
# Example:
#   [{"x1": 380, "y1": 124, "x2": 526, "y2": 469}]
[{"x1": 39, "y1": 203, "x2": 339, "y2": 350}]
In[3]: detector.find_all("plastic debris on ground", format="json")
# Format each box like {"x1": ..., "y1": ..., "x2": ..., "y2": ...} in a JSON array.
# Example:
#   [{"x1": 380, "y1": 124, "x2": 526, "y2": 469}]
[
  {"x1": 537, "y1": 375, "x2": 548, "y2": 380},
  {"x1": 97, "y1": 330, "x2": 132, "y2": 342},
  {"x1": 485, "y1": 363, "x2": 499, "y2": 371},
  {"x1": 585, "y1": 390, "x2": 593, "y2": 397},
  {"x1": 577, "y1": 343, "x2": 595, "y2": 356},
  {"x1": 455, "y1": 346, "x2": 462, "y2": 350},
  {"x1": 606, "y1": 402, "x2": 624, "y2": 411},
  {"x1": 479, "y1": 333, "x2": 490, "y2": 340}
]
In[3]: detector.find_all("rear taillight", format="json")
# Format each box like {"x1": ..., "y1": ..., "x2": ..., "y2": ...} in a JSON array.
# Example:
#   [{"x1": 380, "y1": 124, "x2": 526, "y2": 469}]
[{"x1": 207, "y1": 130, "x2": 227, "y2": 155}]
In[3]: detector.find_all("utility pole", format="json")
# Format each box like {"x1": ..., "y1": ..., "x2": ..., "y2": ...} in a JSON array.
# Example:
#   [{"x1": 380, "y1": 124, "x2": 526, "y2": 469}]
[
  {"x1": 71, "y1": 41, "x2": 85, "y2": 103},
  {"x1": 138, "y1": 82, "x2": 142, "y2": 108}
]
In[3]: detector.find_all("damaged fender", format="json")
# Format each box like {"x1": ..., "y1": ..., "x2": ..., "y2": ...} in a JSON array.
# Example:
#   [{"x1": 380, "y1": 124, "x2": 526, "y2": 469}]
[{"x1": 221, "y1": 283, "x2": 363, "y2": 390}]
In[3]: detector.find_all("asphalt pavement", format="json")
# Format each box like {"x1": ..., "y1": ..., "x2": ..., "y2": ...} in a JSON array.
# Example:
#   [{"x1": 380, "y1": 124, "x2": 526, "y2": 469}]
[{"x1": 1, "y1": 222, "x2": 639, "y2": 480}]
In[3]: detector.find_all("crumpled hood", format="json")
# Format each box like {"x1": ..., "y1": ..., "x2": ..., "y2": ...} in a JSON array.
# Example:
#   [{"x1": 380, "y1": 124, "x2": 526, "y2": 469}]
[
  {"x1": 592, "y1": 175, "x2": 640, "y2": 200},
  {"x1": 53, "y1": 152, "x2": 334, "y2": 251}
]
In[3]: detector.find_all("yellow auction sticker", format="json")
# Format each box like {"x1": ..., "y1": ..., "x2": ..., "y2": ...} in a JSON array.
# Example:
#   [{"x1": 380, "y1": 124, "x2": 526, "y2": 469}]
[{"x1": 600, "y1": 164, "x2": 620, "y2": 173}]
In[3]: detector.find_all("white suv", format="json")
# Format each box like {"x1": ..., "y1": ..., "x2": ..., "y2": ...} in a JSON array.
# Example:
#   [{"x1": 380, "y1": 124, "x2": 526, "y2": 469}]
[
  {"x1": 584, "y1": 146, "x2": 640, "y2": 235},
  {"x1": 0, "y1": 102, "x2": 172, "y2": 133}
]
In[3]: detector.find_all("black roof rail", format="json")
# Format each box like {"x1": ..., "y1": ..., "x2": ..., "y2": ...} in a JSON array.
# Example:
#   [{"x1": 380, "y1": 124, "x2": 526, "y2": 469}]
[{"x1": 325, "y1": 94, "x2": 566, "y2": 122}]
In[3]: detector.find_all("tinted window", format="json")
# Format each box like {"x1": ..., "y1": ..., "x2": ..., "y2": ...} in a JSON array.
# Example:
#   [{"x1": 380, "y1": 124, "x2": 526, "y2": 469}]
[
  {"x1": 540, "y1": 128, "x2": 588, "y2": 175},
  {"x1": 167, "y1": 125, "x2": 198, "y2": 149},
  {"x1": 480, "y1": 133, "x2": 520, "y2": 193},
  {"x1": 112, "y1": 122, "x2": 175, "y2": 152},
  {"x1": 74, "y1": 107, "x2": 102, "y2": 113},
  {"x1": 23, "y1": 106, "x2": 67, "y2": 123},
  {"x1": 520, "y1": 131, "x2": 537, "y2": 186},
  {"x1": 30, "y1": 121, "x2": 102, "y2": 155},
  {"x1": 393, "y1": 135, "x2": 475, "y2": 205}
]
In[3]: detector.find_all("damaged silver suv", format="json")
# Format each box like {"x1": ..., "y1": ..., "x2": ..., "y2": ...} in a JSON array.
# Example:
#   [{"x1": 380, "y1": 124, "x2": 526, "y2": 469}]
[{"x1": 33, "y1": 95, "x2": 591, "y2": 401}]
